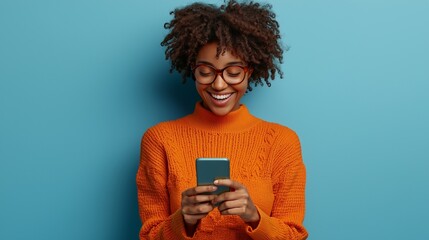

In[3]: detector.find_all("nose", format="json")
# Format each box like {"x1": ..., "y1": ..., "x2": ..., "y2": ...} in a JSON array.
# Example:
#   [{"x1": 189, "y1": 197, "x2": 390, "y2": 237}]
[{"x1": 211, "y1": 73, "x2": 228, "y2": 90}]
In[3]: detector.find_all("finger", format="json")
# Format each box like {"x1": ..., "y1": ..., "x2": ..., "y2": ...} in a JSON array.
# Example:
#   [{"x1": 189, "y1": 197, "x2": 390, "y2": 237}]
[
  {"x1": 183, "y1": 213, "x2": 208, "y2": 225},
  {"x1": 217, "y1": 199, "x2": 248, "y2": 212},
  {"x1": 184, "y1": 194, "x2": 217, "y2": 205},
  {"x1": 219, "y1": 206, "x2": 247, "y2": 216},
  {"x1": 182, "y1": 202, "x2": 214, "y2": 215},
  {"x1": 213, "y1": 191, "x2": 249, "y2": 205},
  {"x1": 182, "y1": 185, "x2": 217, "y2": 197},
  {"x1": 218, "y1": 203, "x2": 260, "y2": 223},
  {"x1": 214, "y1": 179, "x2": 244, "y2": 190},
  {"x1": 195, "y1": 185, "x2": 218, "y2": 194}
]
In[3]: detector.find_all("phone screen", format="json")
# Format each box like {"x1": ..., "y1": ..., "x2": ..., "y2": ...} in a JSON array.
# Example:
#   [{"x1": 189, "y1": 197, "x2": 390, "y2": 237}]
[{"x1": 196, "y1": 158, "x2": 230, "y2": 195}]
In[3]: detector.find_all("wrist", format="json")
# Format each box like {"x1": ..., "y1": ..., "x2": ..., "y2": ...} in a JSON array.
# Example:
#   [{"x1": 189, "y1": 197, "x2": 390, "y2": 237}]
[
  {"x1": 245, "y1": 208, "x2": 260, "y2": 229},
  {"x1": 184, "y1": 220, "x2": 198, "y2": 237},
  {"x1": 247, "y1": 220, "x2": 260, "y2": 229}
]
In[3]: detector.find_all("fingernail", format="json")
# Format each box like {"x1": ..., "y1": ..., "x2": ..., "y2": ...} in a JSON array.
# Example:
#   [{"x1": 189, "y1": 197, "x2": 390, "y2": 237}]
[
  {"x1": 211, "y1": 186, "x2": 217, "y2": 190},
  {"x1": 214, "y1": 180, "x2": 219, "y2": 184}
]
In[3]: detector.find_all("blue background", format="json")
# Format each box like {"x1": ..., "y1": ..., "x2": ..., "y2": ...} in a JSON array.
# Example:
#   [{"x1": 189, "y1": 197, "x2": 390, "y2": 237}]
[{"x1": 1, "y1": 0, "x2": 428, "y2": 239}]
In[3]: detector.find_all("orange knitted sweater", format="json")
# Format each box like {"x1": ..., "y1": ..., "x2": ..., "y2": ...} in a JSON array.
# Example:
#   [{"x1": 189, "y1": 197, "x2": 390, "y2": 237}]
[{"x1": 137, "y1": 102, "x2": 308, "y2": 240}]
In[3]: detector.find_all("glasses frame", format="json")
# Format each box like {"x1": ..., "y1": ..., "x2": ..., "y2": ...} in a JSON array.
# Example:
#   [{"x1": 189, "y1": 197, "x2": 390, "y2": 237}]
[{"x1": 192, "y1": 64, "x2": 251, "y2": 85}]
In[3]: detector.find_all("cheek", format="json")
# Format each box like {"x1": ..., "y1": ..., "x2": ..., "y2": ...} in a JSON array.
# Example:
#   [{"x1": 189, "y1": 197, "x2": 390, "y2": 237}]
[
  {"x1": 195, "y1": 83, "x2": 207, "y2": 97},
  {"x1": 238, "y1": 81, "x2": 249, "y2": 94},
  {"x1": 195, "y1": 82, "x2": 202, "y2": 92}
]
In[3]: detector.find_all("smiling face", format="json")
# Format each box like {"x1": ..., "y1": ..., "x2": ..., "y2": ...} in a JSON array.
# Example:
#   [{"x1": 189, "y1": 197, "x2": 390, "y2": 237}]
[{"x1": 194, "y1": 42, "x2": 252, "y2": 116}]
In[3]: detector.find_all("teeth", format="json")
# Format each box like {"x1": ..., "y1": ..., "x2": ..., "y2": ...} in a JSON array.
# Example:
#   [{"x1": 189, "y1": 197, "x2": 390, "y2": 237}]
[{"x1": 211, "y1": 93, "x2": 232, "y2": 100}]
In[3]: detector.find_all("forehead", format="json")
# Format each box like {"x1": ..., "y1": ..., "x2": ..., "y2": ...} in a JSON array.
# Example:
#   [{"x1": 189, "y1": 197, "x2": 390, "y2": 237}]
[{"x1": 196, "y1": 42, "x2": 243, "y2": 65}]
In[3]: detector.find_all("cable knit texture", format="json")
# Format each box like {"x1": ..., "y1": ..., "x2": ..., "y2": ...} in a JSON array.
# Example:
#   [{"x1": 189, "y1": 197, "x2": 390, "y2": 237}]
[{"x1": 137, "y1": 102, "x2": 308, "y2": 240}]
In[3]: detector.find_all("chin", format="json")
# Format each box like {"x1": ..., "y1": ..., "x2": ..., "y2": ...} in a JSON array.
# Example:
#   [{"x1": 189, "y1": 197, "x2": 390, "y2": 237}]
[{"x1": 206, "y1": 103, "x2": 236, "y2": 116}]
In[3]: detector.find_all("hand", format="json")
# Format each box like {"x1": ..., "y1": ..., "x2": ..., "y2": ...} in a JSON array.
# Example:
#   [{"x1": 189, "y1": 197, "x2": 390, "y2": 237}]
[
  {"x1": 181, "y1": 185, "x2": 218, "y2": 226},
  {"x1": 213, "y1": 179, "x2": 260, "y2": 225}
]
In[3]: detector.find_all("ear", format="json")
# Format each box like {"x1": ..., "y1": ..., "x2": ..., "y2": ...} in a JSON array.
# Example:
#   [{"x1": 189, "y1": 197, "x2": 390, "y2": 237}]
[{"x1": 246, "y1": 68, "x2": 254, "y2": 79}]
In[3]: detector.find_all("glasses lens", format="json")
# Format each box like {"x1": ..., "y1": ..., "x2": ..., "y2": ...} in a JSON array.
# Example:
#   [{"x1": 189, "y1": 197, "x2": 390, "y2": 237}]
[
  {"x1": 194, "y1": 65, "x2": 215, "y2": 84},
  {"x1": 194, "y1": 65, "x2": 246, "y2": 84},
  {"x1": 223, "y1": 66, "x2": 245, "y2": 84}
]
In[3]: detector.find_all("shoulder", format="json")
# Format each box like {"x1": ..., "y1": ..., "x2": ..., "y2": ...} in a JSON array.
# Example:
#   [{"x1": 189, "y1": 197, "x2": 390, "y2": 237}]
[
  {"x1": 142, "y1": 115, "x2": 191, "y2": 140},
  {"x1": 257, "y1": 121, "x2": 304, "y2": 169},
  {"x1": 255, "y1": 120, "x2": 302, "y2": 161},
  {"x1": 258, "y1": 120, "x2": 300, "y2": 141}
]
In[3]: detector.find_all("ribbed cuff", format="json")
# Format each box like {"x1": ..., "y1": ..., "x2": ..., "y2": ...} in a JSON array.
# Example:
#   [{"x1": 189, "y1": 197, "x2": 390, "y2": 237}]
[
  {"x1": 170, "y1": 209, "x2": 195, "y2": 240},
  {"x1": 246, "y1": 207, "x2": 274, "y2": 239}
]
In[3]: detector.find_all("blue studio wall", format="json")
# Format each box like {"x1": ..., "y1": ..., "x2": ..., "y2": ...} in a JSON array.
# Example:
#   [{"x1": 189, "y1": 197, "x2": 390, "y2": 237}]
[{"x1": 1, "y1": 0, "x2": 428, "y2": 239}]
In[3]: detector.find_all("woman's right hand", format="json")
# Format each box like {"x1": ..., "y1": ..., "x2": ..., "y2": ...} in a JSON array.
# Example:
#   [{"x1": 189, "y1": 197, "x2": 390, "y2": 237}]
[{"x1": 181, "y1": 185, "x2": 218, "y2": 226}]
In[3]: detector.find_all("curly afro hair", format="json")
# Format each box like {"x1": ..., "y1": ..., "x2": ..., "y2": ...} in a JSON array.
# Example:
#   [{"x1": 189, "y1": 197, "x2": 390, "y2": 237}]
[{"x1": 161, "y1": 0, "x2": 285, "y2": 90}]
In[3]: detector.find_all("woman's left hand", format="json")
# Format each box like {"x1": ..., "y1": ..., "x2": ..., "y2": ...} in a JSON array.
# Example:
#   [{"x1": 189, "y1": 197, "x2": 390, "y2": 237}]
[{"x1": 213, "y1": 179, "x2": 260, "y2": 225}]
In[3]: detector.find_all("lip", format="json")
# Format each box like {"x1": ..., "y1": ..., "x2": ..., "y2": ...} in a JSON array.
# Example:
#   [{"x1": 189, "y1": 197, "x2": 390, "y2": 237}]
[{"x1": 207, "y1": 92, "x2": 234, "y2": 107}]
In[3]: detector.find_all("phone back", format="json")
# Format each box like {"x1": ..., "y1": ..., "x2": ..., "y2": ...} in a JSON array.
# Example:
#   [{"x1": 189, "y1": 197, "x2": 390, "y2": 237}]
[{"x1": 196, "y1": 158, "x2": 230, "y2": 195}]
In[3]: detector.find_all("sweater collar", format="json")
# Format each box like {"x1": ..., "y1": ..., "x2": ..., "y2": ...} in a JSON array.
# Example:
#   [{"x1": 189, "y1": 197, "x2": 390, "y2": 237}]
[{"x1": 187, "y1": 102, "x2": 261, "y2": 132}]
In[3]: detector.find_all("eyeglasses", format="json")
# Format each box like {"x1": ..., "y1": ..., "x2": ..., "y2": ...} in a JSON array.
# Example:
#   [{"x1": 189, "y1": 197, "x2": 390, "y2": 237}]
[{"x1": 192, "y1": 64, "x2": 250, "y2": 85}]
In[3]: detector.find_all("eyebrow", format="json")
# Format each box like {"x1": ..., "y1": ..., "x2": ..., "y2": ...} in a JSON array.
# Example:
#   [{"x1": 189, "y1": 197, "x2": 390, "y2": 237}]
[{"x1": 195, "y1": 60, "x2": 246, "y2": 67}]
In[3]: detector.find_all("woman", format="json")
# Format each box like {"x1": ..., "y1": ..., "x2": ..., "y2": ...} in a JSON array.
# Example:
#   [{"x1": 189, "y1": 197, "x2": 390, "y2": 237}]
[{"x1": 136, "y1": 1, "x2": 308, "y2": 239}]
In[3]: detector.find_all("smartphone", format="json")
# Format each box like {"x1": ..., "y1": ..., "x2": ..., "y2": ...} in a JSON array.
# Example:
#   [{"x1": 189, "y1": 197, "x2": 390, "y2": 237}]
[{"x1": 196, "y1": 157, "x2": 230, "y2": 195}]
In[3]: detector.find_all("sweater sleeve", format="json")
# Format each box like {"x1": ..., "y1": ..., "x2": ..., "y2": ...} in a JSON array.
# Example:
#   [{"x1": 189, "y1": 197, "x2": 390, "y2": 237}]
[
  {"x1": 246, "y1": 128, "x2": 308, "y2": 240},
  {"x1": 136, "y1": 126, "x2": 192, "y2": 240}
]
